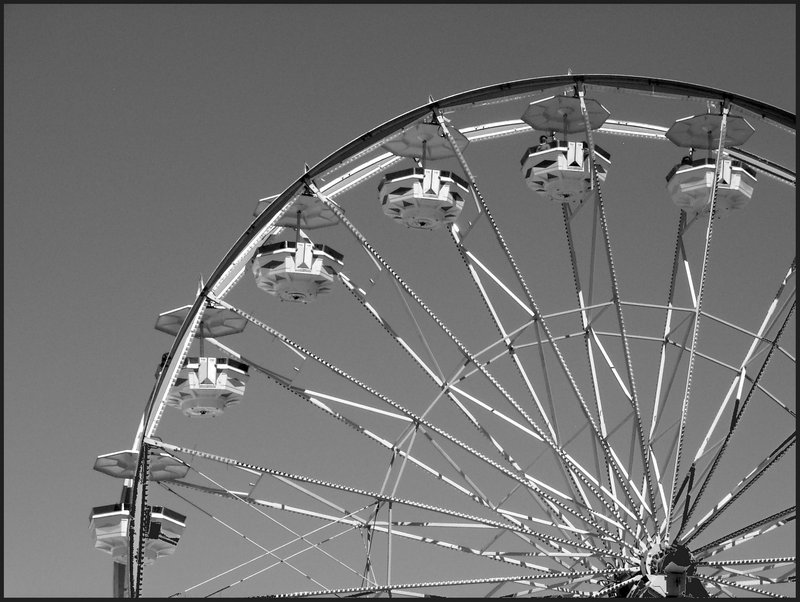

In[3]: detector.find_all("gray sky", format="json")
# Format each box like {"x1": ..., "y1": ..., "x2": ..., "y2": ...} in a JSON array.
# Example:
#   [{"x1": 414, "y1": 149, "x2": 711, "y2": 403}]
[{"x1": 4, "y1": 4, "x2": 795, "y2": 597}]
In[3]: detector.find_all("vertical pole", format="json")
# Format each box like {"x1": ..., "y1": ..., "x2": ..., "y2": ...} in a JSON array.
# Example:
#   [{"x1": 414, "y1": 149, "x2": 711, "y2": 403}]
[
  {"x1": 113, "y1": 484, "x2": 132, "y2": 597},
  {"x1": 112, "y1": 561, "x2": 128, "y2": 598},
  {"x1": 386, "y1": 502, "x2": 393, "y2": 591}
]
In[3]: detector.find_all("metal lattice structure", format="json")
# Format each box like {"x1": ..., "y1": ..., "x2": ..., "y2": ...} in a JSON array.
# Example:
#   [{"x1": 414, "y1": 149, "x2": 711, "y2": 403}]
[{"x1": 92, "y1": 75, "x2": 795, "y2": 597}]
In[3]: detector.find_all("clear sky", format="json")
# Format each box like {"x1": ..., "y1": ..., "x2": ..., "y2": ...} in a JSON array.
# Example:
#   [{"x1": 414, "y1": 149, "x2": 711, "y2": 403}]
[{"x1": 4, "y1": 4, "x2": 795, "y2": 597}]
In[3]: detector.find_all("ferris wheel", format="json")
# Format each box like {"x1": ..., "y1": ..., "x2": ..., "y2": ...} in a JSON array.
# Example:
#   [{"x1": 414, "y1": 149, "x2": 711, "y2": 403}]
[{"x1": 90, "y1": 75, "x2": 796, "y2": 598}]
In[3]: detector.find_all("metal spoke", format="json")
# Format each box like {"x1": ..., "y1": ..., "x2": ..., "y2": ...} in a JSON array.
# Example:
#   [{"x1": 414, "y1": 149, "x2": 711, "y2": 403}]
[
  {"x1": 666, "y1": 108, "x2": 730, "y2": 539},
  {"x1": 692, "y1": 506, "x2": 796, "y2": 560}
]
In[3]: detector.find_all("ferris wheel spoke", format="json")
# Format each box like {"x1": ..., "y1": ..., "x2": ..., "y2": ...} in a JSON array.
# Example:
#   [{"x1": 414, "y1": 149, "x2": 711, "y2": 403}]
[
  {"x1": 365, "y1": 524, "x2": 606, "y2": 575},
  {"x1": 713, "y1": 583, "x2": 739, "y2": 597},
  {"x1": 644, "y1": 206, "x2": 691, "y2": 442},
  {"x1": 698, "y1": 557, "x2": 796, "y2": 571},
  {"x1": 754, "y1": 382, "x2": 796, "y2": 417},
  {"x1": 579, "y1": 91, "x2": 660, "y2": 534},
  {"x1": 653, "y1": 425, "x2": 683, "y2": 541},
  {"x1": 691, "y1": 506, "x2": 796, "y2": 560},
  {"x1": 666, "y1": 110, "x2": 733, "y2": 540},
  {"x1": 259, "y1": 566, "x2": 626, "y2": 599},
  {"x1": 697, "y1": 556, "x2": 797, "y2": 569},
  {"x1": 649, "y1": 309, "x2": 692, "y2": 524},
  {"x1": 693, "y1": 573, "x2": 789, "y2": 598},
  {"x1": 562, "y1": 199, "x2": 630, "y2": 518},
  {"x1": 698, "y1": 562, "x2": 795, "y2": 587},
  {"x1": 667, "y1": 435, "x2": 726, "y2": 529},
  {"x1": 586, "y1": 330, "x2": 635, "y2": 404},
  {"x1": 488, "y1": 572, "x2": 609, "y2": 597},
  {"x1": 643, "y1": 447, "x2": 671, "y2": 540}
]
